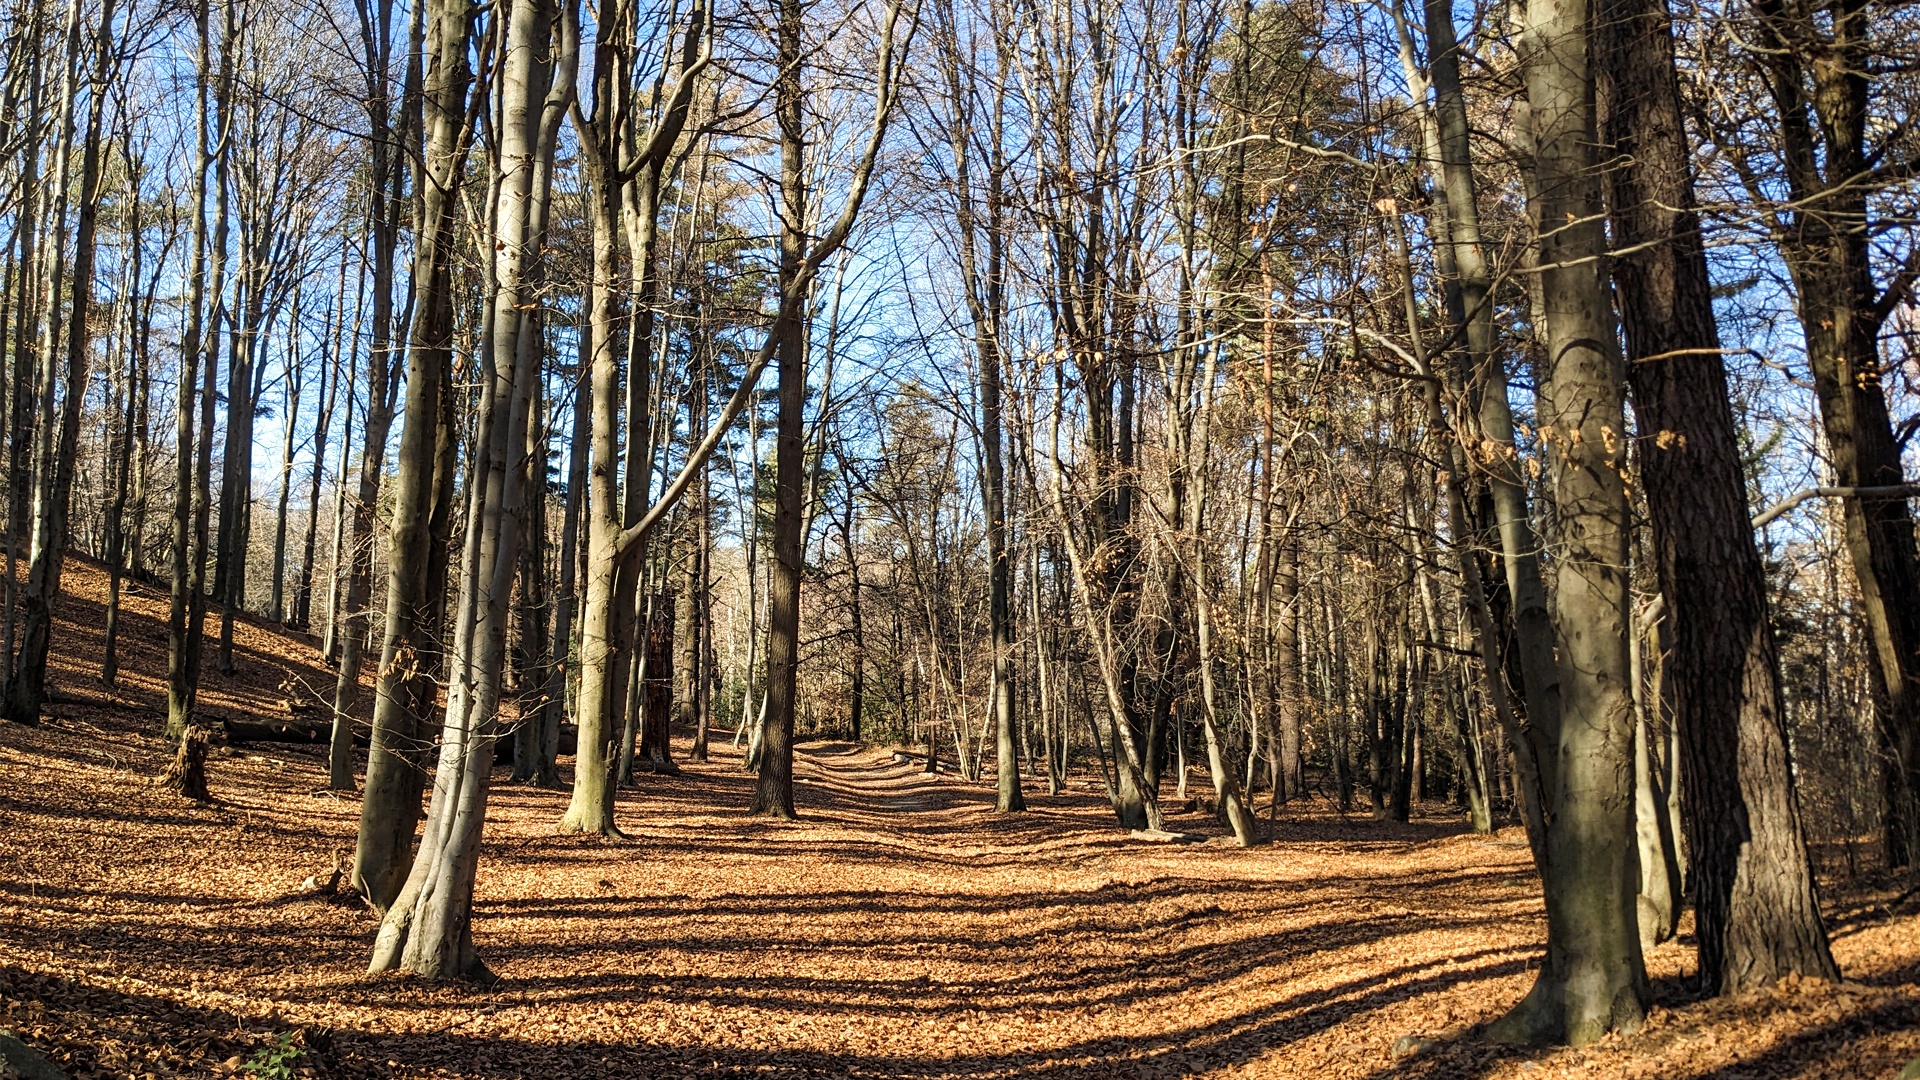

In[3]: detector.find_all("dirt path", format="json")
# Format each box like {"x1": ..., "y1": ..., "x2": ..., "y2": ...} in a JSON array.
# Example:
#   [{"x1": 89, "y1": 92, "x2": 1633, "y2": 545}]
[{"x1": 0, "y1": 573, "x2": 1916, "y2": 1080}]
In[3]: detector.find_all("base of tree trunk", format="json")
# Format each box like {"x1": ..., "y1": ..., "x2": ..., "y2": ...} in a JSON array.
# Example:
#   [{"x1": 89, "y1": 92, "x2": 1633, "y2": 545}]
[
  {"x1": 1486, "y1": 957, "x2": 1647, "y2": 1047},
  {"x1": 554, "y1": 795, "x2": 625, "y2": 838},
  {"x1": 748, "y1": 790, "x2": 798, "y2": 820},
  {"x1": 159, "y1": 726, "x2": 212, "y2": 802}
]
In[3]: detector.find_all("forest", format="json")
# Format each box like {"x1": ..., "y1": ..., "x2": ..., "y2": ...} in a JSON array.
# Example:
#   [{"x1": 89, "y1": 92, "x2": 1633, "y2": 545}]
[{"x1": 0, "y1": 0, "x2": 1917, "y2": 1072}]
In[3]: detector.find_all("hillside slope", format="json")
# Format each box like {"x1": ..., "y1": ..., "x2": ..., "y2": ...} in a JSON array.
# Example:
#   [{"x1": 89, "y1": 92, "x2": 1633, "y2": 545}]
[{"x1": 0, "y1": 558, "x2": 1918, "y2": 1080}]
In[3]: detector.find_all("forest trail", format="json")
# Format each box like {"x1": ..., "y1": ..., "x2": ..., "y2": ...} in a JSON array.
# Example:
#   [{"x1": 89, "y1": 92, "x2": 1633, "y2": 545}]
[{"x1": 2, "y1": 559, "x2": 1920, "y2": 1079}]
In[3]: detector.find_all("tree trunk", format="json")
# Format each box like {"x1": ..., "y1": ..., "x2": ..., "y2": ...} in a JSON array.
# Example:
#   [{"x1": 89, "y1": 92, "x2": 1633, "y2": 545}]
[
  {"x1": 753, "y1": 0, "x2": 808, "y2": 821},
  {"x1": 352, "y1": 0, "x2": 478, "y2": 910},
  {"x1": 1597, "y1": 0, "x2": 1836, "y2": 991},
  {"x1": 368, "y1": 0, "x2": 569, "y2": 978},
  {"x1": 637, "y1": 593, "x2": 676, "y2": 772},
  {"x1": 514, "y1": 379, "x2": 552, "y2": 782},
  {"x1": 1747, "y1": 0, "x2": 1920, "y2": 869},
  {"x1": 8, "y1": 0, "x2": 115, "y2": 726},
  {"x1": 101, "y1": 165, "x2": 142, "y2": 687},
  {"x1": 160, "y1": 725, "x2": 212, "y2": 803},
  {"x1": 1422, "y1": 0, "x2": 1561, "y2": 746},
  {"x1": 540, "y1": 319, "x2": 591, "y2": 786},
  {"x1": 293, "y1": 251, "x2": 347, "y2": 631},
  {"x1": 166, "y1": 0, "x2": 234, "y2": 740},
  {"x1": 328, "y1": 0, "x2": 413, "y2": 781},
  {"x1": 1488, "y1": 0, "x2": 1648, "y2": 1042}
]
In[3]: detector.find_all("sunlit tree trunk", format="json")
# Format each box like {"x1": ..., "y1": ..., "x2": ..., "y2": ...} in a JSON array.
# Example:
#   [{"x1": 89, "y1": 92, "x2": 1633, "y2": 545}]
[
  {"x1": 352, "y1": 0, "x2": 478, "y2": 909},
  {"x1": 8, "y1": 0, "x2": 115, "y2": 725},
  {"x1": 1487, "y1": 0, "x2": 1649, "y2": 1042},
  {"x1": 166, "y1": 0, "x2": 235, "y2": 739},
  {"x1": 1598, "y1": 0, "x2": 1836, "y2": 991},
  {"x1": 329, "y1": 0, "x2": 415, "y2": 772},
  {"x1": 368, "y1": 0, "x2": 573, "y2": 976}
]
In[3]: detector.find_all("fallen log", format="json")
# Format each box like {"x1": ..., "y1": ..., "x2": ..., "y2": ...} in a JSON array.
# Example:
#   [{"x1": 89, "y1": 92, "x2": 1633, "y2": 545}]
[
  {"x1": 223, "y1": 718, "x2": 368, "y2": 747},
  {"x1": 223, "y1": 718, "x2": 326, "y2": 744}
]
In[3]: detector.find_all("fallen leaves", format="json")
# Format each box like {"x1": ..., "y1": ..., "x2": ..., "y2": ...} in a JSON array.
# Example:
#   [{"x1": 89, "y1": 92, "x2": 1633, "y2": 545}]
[{"x1": 0, "y1": 559, "x2": 1916, "y2": 1079}]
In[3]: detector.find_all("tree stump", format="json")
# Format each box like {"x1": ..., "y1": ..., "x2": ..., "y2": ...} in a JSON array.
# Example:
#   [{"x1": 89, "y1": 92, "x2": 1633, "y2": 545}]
[{"x1": 160, "y1": 725, "x2": 212, "y2": 802}]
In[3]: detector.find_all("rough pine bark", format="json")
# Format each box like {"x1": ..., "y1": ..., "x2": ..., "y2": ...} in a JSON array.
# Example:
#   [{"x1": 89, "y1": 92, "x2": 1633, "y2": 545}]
[
  {"x1": 753, "y1": 0, "x2": 808, "y2": 820},
  {"x1": 1597, "y1": 0, "x2": 1836, "y2": 992},
  {"x1": 1748, "y1": 0, "x2": 1920, "y2": 867}
]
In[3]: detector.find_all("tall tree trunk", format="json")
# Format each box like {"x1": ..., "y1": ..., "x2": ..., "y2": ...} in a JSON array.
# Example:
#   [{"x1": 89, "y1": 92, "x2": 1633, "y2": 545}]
[
  {"x1": 539, "y1": 327, "x2": 591, "y2": 786},
  {"x1": 514, "y1": 381, "x2": 552, "y2": 782},
  {"x1": 213, "y1": 257, "x2": 257, "y2": 676},
  {"x1": 329, "y1": 0, "x2": 413, "y2": 778},
  {"x1": 4, "y1": 7, "x2": 46, "y2": 703},
  {"x1": 688, "y1": 359, "x2": 713, "y2": 760},
  {"x1": 1746, "y1": 0, "x2": 1920, "y2": 869},
  {"x1": 753, "y1": 0, "x2": 806, "y2": 820},
  {"x1": 8, "y1": 0, "x2": 114, "y2": 725},
  {"x1": 1422, "y1": 0, "x2": 1561, "y2": 744},
  {"x1": 294, "y1": 251, "x2": 346, "y2": 630},
  {"x1": 1597, "y1": 0, "x2": 1837, "y2": 991},
  {"x1": 102, "y1": 152, "x2": 142, "y2": 687},
  {"x1": 351, "y1": 0, "x2": 478, "y2": 909},
  {"x1": 165, "y1": 0, "x2": 232, "y2": 739},
  {"x1": 271, "y1": 284, "x2": 304, "y2": 623},
  {"x1": 368, "y1": 0, "x2": 569, "y2": 976},
  {"x1": 559, "y1": 0, "x2": 709, "y2": 832},
  {"x1": 1488, "y1": 0, "x2": 1649, "y2": 1042}
]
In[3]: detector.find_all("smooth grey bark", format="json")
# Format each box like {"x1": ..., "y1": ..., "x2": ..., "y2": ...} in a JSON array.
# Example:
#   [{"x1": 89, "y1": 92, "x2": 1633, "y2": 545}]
[
  {"x1": 352, "y1": 0, "x2": 478, "y2": 910},
  {"x1": 514, "y1": 376, "x2": 553, "y2": 781},
  {"x1": 1389, "y1": 0, "x2": 1550, "y2": 852},
  {"x1": 367, "y1": 0, "x2": 569, "y2": 978},
  {"x1": 320, "y1": 286, "x2": 362, "y2": 663},
  {"x1": 1487, "y1": 0, "x2": 1649, "y2": 1043},
  {"x1": 558, "y1": 0, "x2": 707, "y2": 834},
  {"x1": 1416, "y1": 0, "x2": 1561, "y2": 749}
]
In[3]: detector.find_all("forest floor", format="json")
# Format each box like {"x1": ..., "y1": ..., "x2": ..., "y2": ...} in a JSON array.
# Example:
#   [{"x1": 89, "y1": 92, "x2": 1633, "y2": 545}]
[{"x1": 3, "y1": 559, "x2": 1920, "y2": 1080}]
